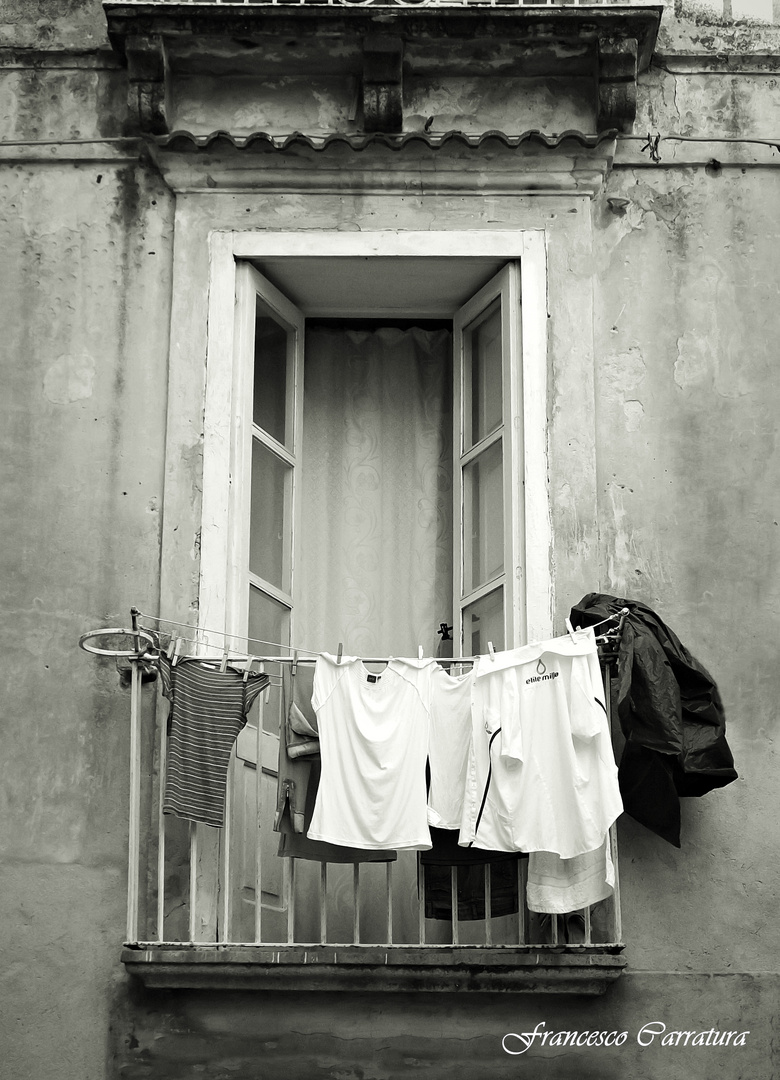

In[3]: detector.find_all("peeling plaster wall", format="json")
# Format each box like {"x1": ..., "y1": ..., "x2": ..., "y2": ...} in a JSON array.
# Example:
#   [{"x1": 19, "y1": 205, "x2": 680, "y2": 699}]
[
  {"x1": 593, "y1": 161, "x2": 780, "y2": 973},
  {"x1": 0, "y1": 53, "x2": 175, "y2": 1078},
  {"x1": 2, "y1": 2, "x2": 780, "y2": 1078}
]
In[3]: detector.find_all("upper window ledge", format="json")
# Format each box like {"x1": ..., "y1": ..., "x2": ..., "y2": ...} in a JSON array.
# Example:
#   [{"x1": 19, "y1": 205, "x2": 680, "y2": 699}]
[
  {"x1": 122, "y1": 943, "x2": 627, "y2": 995},
  {"x1": 104, "y1": 1, "x2": 662, "y2": 135}
]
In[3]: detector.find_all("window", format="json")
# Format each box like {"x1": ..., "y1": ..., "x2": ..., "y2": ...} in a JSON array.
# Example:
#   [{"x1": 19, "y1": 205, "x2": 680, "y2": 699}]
[{"x1": 122, "y1": 232, "x2": 625, "y2": 993}]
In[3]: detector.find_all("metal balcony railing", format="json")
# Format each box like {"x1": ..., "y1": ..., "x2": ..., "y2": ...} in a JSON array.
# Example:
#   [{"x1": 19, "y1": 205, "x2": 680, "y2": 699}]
[{"x1": 81, "y1": 623, "x2": 624, "y2": 990}]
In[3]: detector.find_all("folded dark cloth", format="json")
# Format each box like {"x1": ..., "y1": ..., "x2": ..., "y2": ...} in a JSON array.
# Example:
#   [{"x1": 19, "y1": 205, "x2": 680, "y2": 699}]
[{"x1": 421, "y1": 828, "x2": 524, "y2": 920}]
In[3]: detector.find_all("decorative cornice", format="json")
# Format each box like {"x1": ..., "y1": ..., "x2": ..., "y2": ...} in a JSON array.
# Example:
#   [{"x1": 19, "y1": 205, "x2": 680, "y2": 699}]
[{"x1": 104, "y1": 3, "x2": 662, "y2": 136}]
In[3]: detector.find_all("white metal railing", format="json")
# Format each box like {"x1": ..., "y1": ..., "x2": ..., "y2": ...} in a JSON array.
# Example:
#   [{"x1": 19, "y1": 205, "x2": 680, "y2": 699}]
[{"x1": 117, "y1": 653, "x2": 622, "y2": 952}]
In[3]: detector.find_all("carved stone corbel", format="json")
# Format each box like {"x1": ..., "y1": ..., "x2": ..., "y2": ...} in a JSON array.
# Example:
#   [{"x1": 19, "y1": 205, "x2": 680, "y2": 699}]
[
  {"x1": 125, "y1": 33, "x2": 169, "y2": 136},
  {"x1": 597, "y1": 37, "x2": 638, "y2": 134},
  {"x1": 362, "y1": 35, "x2": 403, "y2": 134}
]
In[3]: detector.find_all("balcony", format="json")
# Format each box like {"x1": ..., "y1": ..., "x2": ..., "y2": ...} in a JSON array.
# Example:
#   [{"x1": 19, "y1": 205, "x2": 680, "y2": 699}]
[{"x1": 102, "y1": 640, "x2": 626, "y2": 995}]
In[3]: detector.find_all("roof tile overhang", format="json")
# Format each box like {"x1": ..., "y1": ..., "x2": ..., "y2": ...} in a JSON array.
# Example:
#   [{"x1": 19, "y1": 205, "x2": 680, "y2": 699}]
[
  {"x1": 147, "y1": 127, "x2": 621, "y2": 197},
  {"x1": 105, "y1": 3, "x2": 662, "y2": 137}
]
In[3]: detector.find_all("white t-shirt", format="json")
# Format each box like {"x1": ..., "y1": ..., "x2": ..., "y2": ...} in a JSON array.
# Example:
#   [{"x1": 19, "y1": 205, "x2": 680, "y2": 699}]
[
  {"x1": 307, "y1": 654, "x2": 436, "y2": 849},
  {"x1": 459, "y1": 629, "x2": 623, "y2": 860},
  {"x1": 427, "y1": 662, "x2": 478, "y2": 830}
]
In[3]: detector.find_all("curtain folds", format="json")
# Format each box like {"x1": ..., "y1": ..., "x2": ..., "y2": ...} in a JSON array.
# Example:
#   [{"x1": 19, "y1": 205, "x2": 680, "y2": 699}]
[{"x1": 297, "y1": 326, "x2": 453, "y2": 657}]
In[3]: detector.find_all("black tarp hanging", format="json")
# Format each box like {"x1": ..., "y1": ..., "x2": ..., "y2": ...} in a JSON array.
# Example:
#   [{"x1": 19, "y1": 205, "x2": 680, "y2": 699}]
[{"x1": 569, "y1": 593, "x2": 738, "y2": 847}]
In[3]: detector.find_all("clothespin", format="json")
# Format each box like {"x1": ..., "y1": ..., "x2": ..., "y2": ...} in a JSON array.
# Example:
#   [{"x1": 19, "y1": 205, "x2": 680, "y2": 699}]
[
  {"x1": 243, "y1": 655, "x2": 255, "y2": 684},
  {"x1": 171, "y1": 637, "x2": 183, "y2": 667},
  {"x1": 487, "y1": 641, "x2": 496, "y2": 661},
  {"x1": 291, "y1": 649, "x2": 299, "y2": 677},
  {"x1": 219, "y1": 646, "x2": 229, "y2": 673},
  {"x1": 336, "y1": 642, "x2": 343, "y2": 665},
  {"x1": 565, "y1": 617, "x2": 581, "y2": 642},
  {"x1": 418, "y1": 645, "x2": 424, "y2": 660}
]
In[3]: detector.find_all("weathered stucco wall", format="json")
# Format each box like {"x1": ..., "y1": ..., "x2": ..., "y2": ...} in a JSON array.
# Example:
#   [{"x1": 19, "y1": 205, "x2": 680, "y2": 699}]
[
  {"x1": 1, "y1": 1, "x2": 779, "y2": 1077},
  {"x1": 0, "y1": 63, "x2": 175, "y2": 1074},
  {"x1": 592, "y1": 161, "x2": 780, "y2": 974},
  {"x1": 116, "y1": 975, "x2": 770, "y2": 1080}
]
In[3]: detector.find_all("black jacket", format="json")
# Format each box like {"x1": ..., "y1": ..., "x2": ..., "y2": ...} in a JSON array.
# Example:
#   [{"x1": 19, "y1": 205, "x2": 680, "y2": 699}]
[{"x1": 569, "y1": 594, "x2": 738, "y2": 846}]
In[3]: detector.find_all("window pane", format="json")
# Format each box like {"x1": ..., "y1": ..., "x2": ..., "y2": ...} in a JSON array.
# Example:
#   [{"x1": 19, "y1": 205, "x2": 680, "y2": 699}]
[
  {"x1": 462, "y1": 438, "x2": 504, "y2": 594},
  {"x1": 253, "y1": 305, "x2": 289, "y2": 446},
  {"x1": 465, "y1": 299, "x2": 502, "y2": 449},
  {"x1": 463, "y1": 588, "x2": 504, "y2": 657},
  {"x1": 250, "y1": 439, "x2": 292, "y2": 592},
  {"x1": 248, "y1": 586, "x2": 290, "y2": 654},
  {"x1": 248, "y1": 588, "x2": 290, "y2": 735}
]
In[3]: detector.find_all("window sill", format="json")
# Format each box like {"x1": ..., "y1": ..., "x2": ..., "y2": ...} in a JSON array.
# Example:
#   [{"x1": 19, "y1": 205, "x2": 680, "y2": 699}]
[{"x1": 122, "y1": 943, "x2": 626, "y2": 994}]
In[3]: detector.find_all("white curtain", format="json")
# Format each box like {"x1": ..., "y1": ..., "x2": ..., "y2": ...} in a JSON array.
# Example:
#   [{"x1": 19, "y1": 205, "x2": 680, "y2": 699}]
[{"x1": 296, "y1": 326, "x2": 453, "y2": 658}]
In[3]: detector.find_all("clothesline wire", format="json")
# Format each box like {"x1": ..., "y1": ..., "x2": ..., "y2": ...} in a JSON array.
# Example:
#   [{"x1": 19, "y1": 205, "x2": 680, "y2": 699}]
[
  {"x1": 134, "y1": 605, "x2": 627, "y2": 662},
  {"x1": 132, "y1": 608, "x2": 479, "y2": 665},
  {"x1": 134, "y1": 608, "x2": 320, "y2": 657}
]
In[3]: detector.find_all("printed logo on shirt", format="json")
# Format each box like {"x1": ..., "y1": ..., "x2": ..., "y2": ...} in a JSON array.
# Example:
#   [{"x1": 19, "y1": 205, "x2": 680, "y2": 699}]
[{"x1": 526, "y1": 658, "x2": 559, "y2": 686}]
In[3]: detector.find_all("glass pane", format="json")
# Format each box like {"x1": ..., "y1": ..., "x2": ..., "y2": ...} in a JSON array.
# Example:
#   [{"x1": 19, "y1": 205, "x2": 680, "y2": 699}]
[
  {"x1": 250, "y1": 439, "x2": 292, "y2": 592},
  {"x1": 253, "y1": 304, "x2": 289, "y2": 446},
  {"x1": 462, "y1": 438, "x2": 504, "y2": 594},
  {"x1": 248, "y1": 587, "x2": 290, "y2": 655},
  {"x1": 463, "y1": 587, "x2": 504, "y2": 657},
  {"x1": 248, "y1": 588, "x2": 290, "y2": 736},
  {"x1": 465, "y1": 299, "x2": 502, "y2": 449}
]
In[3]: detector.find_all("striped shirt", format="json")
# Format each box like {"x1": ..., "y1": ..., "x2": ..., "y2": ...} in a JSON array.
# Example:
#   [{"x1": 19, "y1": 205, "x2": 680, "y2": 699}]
[{"x1": 160, "y1": 655, "x2": 270, "y2": 828}]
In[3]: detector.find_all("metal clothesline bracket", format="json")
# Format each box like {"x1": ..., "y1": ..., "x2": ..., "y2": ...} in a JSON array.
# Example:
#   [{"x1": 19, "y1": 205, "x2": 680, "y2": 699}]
[{"x1": 78, "y1": 626, "x2": 157, "y2": 658}]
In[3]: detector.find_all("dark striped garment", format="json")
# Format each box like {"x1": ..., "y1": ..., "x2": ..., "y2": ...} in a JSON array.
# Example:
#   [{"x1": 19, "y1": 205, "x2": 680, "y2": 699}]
[{"x1": 160, "y1": 655, "x2": 270, "y2": 828}]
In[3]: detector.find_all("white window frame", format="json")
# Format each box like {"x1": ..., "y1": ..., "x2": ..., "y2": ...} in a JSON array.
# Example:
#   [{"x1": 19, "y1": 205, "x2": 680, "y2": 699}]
[{"x1": 201, "y1": 230, "x2": 552, "y2": 652}]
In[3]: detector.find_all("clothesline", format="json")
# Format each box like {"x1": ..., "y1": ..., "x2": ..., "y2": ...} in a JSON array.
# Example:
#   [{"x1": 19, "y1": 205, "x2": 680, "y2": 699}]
[
  {"x1": 136, "y1": 605, "x2": 628, "y2": 658},
  {"x1": 78, "y1": 605, "x2": 630, "y2": 665}
]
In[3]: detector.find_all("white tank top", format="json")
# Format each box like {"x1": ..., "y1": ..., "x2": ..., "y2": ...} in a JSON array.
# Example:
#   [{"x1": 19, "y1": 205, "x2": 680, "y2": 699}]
[{"x1": 426, "y1": 662, "x2": 478, "y2": 830}]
